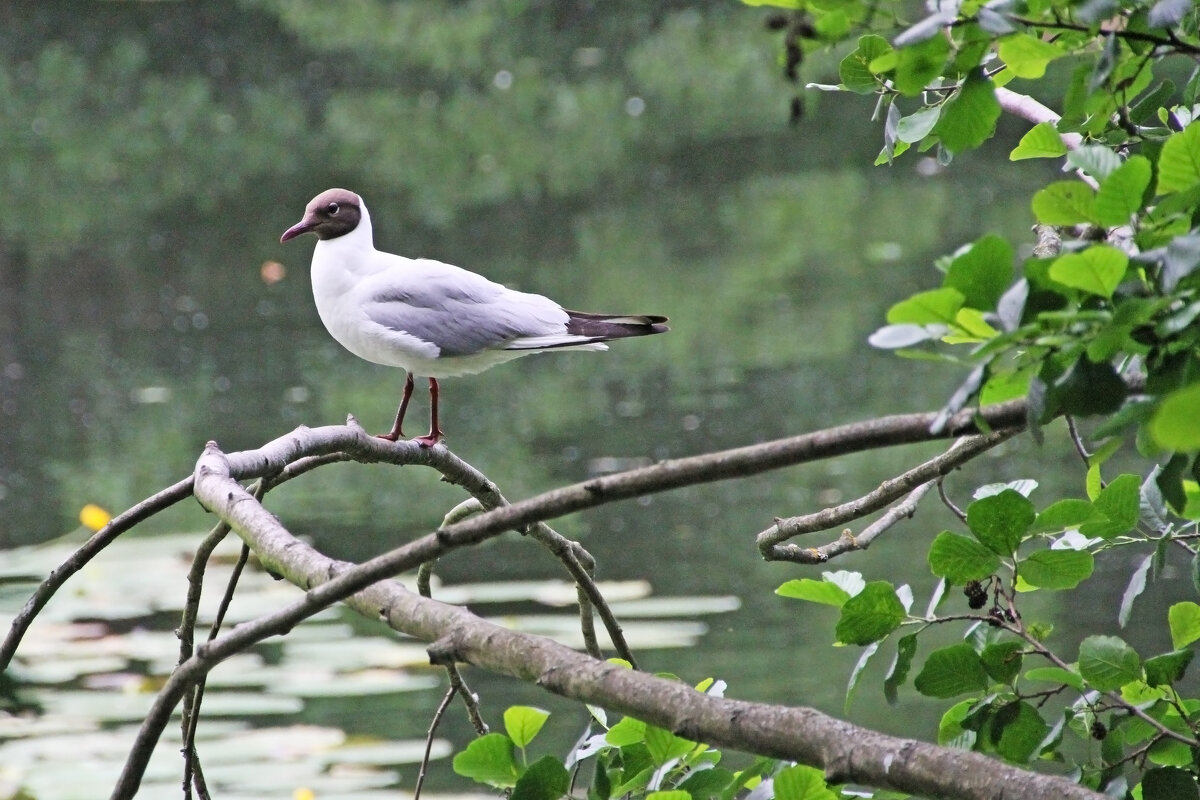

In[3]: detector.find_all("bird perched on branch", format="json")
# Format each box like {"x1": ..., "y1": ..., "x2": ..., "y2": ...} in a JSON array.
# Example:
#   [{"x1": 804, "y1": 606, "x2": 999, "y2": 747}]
[{"x1": 280, "y1": 188, "x2": 669, "y2": 446}]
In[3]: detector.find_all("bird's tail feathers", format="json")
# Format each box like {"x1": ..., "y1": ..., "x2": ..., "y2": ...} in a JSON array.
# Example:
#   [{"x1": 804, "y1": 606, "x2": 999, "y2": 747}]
[{"x1": 564, "y1": 311, "x2": 670, "y2": 340}]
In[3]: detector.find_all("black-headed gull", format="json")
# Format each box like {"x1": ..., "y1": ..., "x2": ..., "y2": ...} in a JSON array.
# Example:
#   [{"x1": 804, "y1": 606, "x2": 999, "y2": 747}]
[{"x1": 281, "y1": 188, "x2": 669, "y2": 446}]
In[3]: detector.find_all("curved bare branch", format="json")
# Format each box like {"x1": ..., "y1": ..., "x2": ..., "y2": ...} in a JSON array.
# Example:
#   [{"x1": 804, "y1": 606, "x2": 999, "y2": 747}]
[{"x1": 757, "y1": 430, "x2": 1019, "y2": 555}]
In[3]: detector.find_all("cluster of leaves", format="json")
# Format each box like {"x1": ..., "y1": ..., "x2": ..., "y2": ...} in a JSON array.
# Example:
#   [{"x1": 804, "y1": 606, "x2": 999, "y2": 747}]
[
  {"x1": 779, "y1": 469, "x2": 1200, "y2": 796},
  {"x1": 750, "y1": 2, "x2": 1200, "y2": 505},
  {"x1": 867, "y1": 119, "x2": 1200, "y2": 505},
  {"x1": 452, "y1": 688, "x2": 833, "y2": 800}
]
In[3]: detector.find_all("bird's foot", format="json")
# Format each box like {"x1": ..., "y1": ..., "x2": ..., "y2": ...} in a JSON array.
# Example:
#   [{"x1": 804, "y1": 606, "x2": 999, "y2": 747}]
[
  {"x1": 412, "y1": 430, "x2": 443, "y2": 448},
  {"x1": 375, "y1": 431, "x2": 402, "y2": 442}
]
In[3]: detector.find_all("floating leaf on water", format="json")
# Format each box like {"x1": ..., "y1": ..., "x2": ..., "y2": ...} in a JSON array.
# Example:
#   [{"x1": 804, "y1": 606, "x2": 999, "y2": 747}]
[
  {"x1": 430, "y1": 579, "x2": 651, "y2": 606},
  {"x1": 280, "y1": 638, "x2": 433, "y2": 671},
  {"x1": 320, "y1": 739, "x2": 452, "y2": 767},
  {"x1": 269, "y1": 668, "x2": 441, "y2": 698},
  {"x1": 607, "y1": 595, "x2": 741, "y2": 617}
]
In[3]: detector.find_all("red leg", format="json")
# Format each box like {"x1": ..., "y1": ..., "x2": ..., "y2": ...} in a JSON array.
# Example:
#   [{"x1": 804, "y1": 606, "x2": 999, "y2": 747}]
[
  {"x1": 378, "y1": 373, "x2": 415, "y2": 441},
  {"x1": 412, "y1": 377, "x2": 444, "y2": 447}
]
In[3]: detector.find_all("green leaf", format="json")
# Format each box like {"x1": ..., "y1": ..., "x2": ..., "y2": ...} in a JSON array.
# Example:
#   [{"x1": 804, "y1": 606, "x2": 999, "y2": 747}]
[
  {"x1": 776, "y1": 579, "x2": 850, "y2": 607},
  {"x1": 895, "y1": 106, "x2": 941, "y2": 144},
  {"x1": 1144, "y1": 649, "x2": 1194, "y2": 687},
  {"x1": 892, "y1": 34, "x2": 950, "y2": 96},
  {"x1": 678, "y1": 767, "x2": 736, "y2": 798},
  {"x1": 943, "y1": 234, "x2": 1013, "y2": 310},
  {"x1": 1023, "y1": 665, "x2": 1086, "y2": 692},
  {"x1": 1081, "y1": 474, "x2": 1141, "y2": 539},
  {"x1": 886, "y1": 287, "x2": 965, "y2": 325},
  {"x1": 606, "y1": 716, "x2": 646, "y2": 747},
  {"x1": 966, "y1": 489, "x2": 1035, "y2": 555},
  {"x1": 645, "y1": 793, "x2": 691, "y2": 800},
  {"x1": 1095, "y1": 156, "x2": 1152, "y2": 226},
  {"x1": 835, "y1": 581, "x2": 907, "y2": 645},
  {"x1": 884, "y1": 633, "x2": 919, "y2": 704},
  {"x1": 511, "y1": 756, "x2": 570, "y2": 800},
  {"x1": 934, "y1": 70, "x2": 1001, "y2": 153},
  {"x1": 928, "y1": 531, "x2": 1002, "y2": 583},
  {"x1": 1078, "y1": 635, "x2": 1142, "y2": 691},
  {"x1": 1067, "y1": 145, "x2": 1122, "y2": 181},
  {"x1": 1048, "y1": 246, "x2": 1129, "y2": 297},
  {"x1": 773, "y1": 764, "x2": 837, "y2": 800},
  {"x1": 591, "y1": 756, "x2": 612, "y2": 800},
  {"x1": 1031, "y1": 499, "x2": 1101, "y2": 533},
  {"x1": 1156, "y1": 123, "x2": 1200, "y2": 194},
  {"x1": 1010, "y1": 122, "x2": 1068, "y2": 161},
  {"x1": 992, "y1": 701, "x2": 1049, "y2": 764},
  {"x1": 1149, "y1": 736, "x2": 1194, "y2": 768},
  {"x1": 1142, "y1": 766, "x2": 1200, "y2": 800},
  {"x1": 1051, "y1": 357, "x2": 1127, "y2": 417},
  {"x1": 453, "y1": 733, "x2": 521, "y2": 788},
  {"x1": 980, "y1": 640, "x2": 1024, "y2": 685},
  {"x1": 1169, "y1": 602, "x2": 1200, "y2": 649},
  {"x1": 839, "y1": 35, "x2": 892, "y2": 94},
  {"x1": 914, "y1": 643, "x2": 989, "y2": 698},
  {"x1": 997, "y1": 34, "x2": 1062, "y2": 79},
  {"x1": 1031, "y1": 181, "x2": 1097, "y2": 225},
  {"x1": 644, "y1": 724, "x2": 694, "y2": 766},
  {"x1": 612, "y1": 764, "x2": 656, "y2": 798},
  {"x1": 937, "y1": 700, "x2": 978, "y2": 748},
  {"x1": 504, "y1": 706, "x2": 551, "y2": 749},
  {"x1": 1150, "y1": 382, "x2": 1200, "y2": 451},
  {"x1": 1019, "y1": 549, "x2": 1094, "y2": 589},
  {"x1": 721, "y1": 758, "x2": 774, "y2": 800}
]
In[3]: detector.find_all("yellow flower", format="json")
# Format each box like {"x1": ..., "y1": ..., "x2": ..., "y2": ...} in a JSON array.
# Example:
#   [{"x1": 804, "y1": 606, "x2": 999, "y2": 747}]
[{"x1": 79, "y1": 504, "x2": 112, "y2": 532}]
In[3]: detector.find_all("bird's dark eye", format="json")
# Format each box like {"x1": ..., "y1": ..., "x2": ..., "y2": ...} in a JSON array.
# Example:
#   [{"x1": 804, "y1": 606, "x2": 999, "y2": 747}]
[{"x1": 326, "y1": 202, "x2": 340, "y2": 215}]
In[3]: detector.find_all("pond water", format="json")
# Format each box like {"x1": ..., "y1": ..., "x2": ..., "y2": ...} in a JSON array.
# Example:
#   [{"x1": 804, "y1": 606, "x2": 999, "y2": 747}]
[{"x1": 1, "y1": 4, "x2": 1190, "y2": 797}]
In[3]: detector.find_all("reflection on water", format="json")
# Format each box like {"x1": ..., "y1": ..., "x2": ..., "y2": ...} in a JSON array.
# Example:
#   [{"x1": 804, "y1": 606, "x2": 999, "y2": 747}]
[{"x1": 0, "y1": 532, "x2": 737, "y2": 797}]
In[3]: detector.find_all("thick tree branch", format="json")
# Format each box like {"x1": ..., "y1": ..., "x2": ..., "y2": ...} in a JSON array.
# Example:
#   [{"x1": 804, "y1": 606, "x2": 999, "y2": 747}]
[{"x1": 112, "y1": 441, "x2": 1105, "y2": 800}]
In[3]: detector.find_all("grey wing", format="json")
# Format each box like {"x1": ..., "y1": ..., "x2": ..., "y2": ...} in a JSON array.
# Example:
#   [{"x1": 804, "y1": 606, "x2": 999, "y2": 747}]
[{"x1": 361, "y1": 261, "x2": 569, "y2": 357}]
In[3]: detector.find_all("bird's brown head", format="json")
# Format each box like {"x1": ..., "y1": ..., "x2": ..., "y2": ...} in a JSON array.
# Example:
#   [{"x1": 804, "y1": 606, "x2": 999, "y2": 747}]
[{"x1": 280, "y1": 188, "x2": 363, "y2": 242}]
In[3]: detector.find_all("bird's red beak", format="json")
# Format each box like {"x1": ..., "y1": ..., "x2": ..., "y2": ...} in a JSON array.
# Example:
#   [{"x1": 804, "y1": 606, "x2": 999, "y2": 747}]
[{"x1": 280, "y1": 216, "x2": 316, "y2": 243}]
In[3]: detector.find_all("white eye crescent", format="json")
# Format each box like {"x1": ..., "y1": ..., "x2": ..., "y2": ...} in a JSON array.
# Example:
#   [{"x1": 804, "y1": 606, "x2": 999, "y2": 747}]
[{"x1": 326, "y1": 202, "x2": 340, "y2": 215}]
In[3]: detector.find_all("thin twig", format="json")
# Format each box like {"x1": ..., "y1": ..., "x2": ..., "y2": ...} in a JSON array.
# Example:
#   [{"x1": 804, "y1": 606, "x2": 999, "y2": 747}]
[
  {"x1": 758, "y1": 430, "x2": 1019, "y2": 551},
  {"x1": 449, "y1": 665, "x2": 487, "y2": 735},
  {"x1": 183, "y1": 540, "x2": 252, "y2": 797},
  {"x1": 178, "y1": 519, "x2": 237, "y2": 799},
  {"x1": 414, "y1": 684, "x2": 459, "y2": 800},
  {"x1": 0, "y1": 477, "x2": 194, "y2": 670},
  {"x1": 523, "y1": 524, "x2": 636, "y2": 667},
  {"x1": 767, "y1": 481, "x2": 937, "y2": 564},
  {"x1": 577, "y1": 585, "x2": 602, "y2": 660},
  {"x1": 937, "y1": 476, "x2": 967, "y2": 523},
  {"x1": 420, "y1": 505, "x2": 489, "y2": 738},
  {"x1": 1065, "y1": 415, "x2": 1092, "y2": 463}
]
